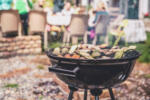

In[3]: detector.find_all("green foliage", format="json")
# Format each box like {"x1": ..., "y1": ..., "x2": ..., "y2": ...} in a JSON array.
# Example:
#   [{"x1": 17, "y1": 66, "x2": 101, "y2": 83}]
[
  {"x1": 144, "y1": 74, "x2": 150, "y2": 78},
  {"x1": 110, "y1": 32, "x2": 150, "y2": 63},
  {"x1": 144, "y1": 16, "x2": 150, "y2": 19},
  {"x1": 108, "y1": 33, "x2": 127, "y2": 47},
  {"x1": 32, "y1": 0, "x2": 54, "y2": 8},
  {"x1": 4, "y1": 84, "x2": 19, "y2": 88},
  {"x1": 138, "y1": 32, "x2": 150, "y2": 63},
  {"x1": 44, "y1": 0, "x2": 54, "y2": 8},
  {"x1": 37, "y1": 65, "x2": 45, "y2": 70},
  {"x1": 49, "y1": 42, "x2": 62, "y2": 48},
  {"x1": 32, "y1": 0, "x2": 37, "y2": 3},
  {"x1": 39, "y1": 95, "x2": 44, "y2": 100}
]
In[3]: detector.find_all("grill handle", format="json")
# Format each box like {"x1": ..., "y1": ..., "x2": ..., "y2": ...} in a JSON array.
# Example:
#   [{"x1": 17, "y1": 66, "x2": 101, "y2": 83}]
[{"x1": 49, "y1": 64, "x2": 79, "y2": 78}]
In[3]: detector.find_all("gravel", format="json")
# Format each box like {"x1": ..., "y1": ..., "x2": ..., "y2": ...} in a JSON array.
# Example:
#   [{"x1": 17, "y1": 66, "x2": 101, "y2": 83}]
[
  {"x1": 0, "y1": 55, "x2": 67, "y2": 100},
  {"x1": 0, "y1": 55, "x2": 150, "y2": 100}
]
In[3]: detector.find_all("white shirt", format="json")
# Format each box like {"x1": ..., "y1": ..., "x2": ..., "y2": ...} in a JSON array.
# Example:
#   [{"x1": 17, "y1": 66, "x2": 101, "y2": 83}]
[{"x1": 61, "y1": 8, "x2": 74, "y2": 16}]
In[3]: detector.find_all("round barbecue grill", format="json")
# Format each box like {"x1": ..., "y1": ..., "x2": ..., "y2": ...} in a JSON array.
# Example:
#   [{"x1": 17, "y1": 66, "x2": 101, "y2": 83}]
[{"x1": 47, "y1": 49, "x2": 140, "y2": 100}]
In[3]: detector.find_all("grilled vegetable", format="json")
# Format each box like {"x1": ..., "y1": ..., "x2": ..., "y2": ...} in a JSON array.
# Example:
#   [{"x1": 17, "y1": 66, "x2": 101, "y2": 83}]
[
  {"x1": 53, "y1": 47, "x2": 60, "y2": 55},
  {"x1": 64, "y1": 54, "x2": 72, "y2": 58},
  {"x1": 128, "y1": 46, "x2": 136, "y2": 50},
  {"x1": 79, "y1": 49, "x2": 90, "y2": 53},
  {"x1": 69, "y1": 45, "x2": 78, "y2": 54},
  {"x1": 61, "y1": 48, "x2": 69, "y2": 54},
  {"x1": 114, "y1": 49, "x2": 124, "y2": 59},
  {"x1": 101, "y1": 56, "x2": 111, "y2": 59},
  {"x1": 78, "y1": 51, "x2": 93, "y2": 59},
  {"x1": 122, "y1": 46, "x2": 136, "y2": 52},
  {"x1": 99, "y1": 44, "x2": 108, "y2": 49},
  {"x1": 51, "y1": 44, "x2": 138, "y2": 60},
  {"x1": 91, "y1": 51, "x2": 101, "y2": 58},
  {"x1": 72, "y1": 54, "x2": 80, "y2": 59}
]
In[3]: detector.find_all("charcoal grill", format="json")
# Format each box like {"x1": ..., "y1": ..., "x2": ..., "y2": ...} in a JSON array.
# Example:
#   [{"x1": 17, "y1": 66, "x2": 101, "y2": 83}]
[{"x1": 47, "y1": 49, "x2": 140, "y2": 100}]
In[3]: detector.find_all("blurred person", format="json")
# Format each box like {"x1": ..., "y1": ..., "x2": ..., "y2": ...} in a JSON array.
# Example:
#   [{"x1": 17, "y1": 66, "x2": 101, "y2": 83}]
[
  {"x1": 34, "y1": 0, "x2": 45, "y2": 11},
  {"x1": 94, "y1": 1, "x2": 108, "y2": 23},
  {"x1": 13, "y1": 0, "x2": 33, "y2": 35},
  {"x1": 0, "y1": 0, "x2": 13, "y2": 10},
  {"x1": 88, "y1": 8, "x2": 96, "y2": 28},
  {"x1": 92, "y1": 1, "x2": 109, "y2": 45},
  {"x1": 88, "y1": 8, "x2": 96, "y2": 40},
  {"x1": 92, "y1": 0, "x2": 109, "y2": 12},
  {"x1": 101, "y1": 0, "x2": 109, "y2": 12},
  {"x1": 61, "y1": 2, "x2": 74, "y2": 16},
  {"x1": 88, "y1": 2, "x2": 108, "y2": 32},
  {"x1": 53, "y1": 0, "x2": 64, "y2": 13}
]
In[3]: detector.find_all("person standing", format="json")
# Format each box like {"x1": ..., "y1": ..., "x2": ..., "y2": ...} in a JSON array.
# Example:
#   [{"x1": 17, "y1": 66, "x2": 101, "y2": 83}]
[
  {"x1": 94, "y1": 1, "x2": 109, "y2": 23},
  {"x1": 61, "y1": 2, "x2": 74, "y2": 15},
  {"x1": 0, "y1": 0, "x2": 13, "y2": 10},
  {"x1": 92, "y1": 0, "x2": 109, "y2": 12},
  {"x1": 92, "y1": 1, "x2": 109, "y2": 45},
  {"x1": 13, "y1": 0, "x2": 33, "y2": 35}
]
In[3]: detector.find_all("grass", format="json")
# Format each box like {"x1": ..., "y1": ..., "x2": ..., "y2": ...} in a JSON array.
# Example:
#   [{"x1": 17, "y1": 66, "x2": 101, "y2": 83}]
[
  {"x1": 144, "y1": 74, "x2": 150, "y2": 78},
  {"x1": 110, "y1": 32, "x2": 150, "y2": 62},
  {"x1": 37, "y1": 65, "x2": 45, "y2": 70},
  {"x1": 127, "y1": 32, "x2": 150, "y2": 63},
  {"x1": 128, "y1": 42, "x2": 146, "y2": 53},
  {"x1": 145, "y1": 16, "x2": 150, "y2": 19},
  {"x1": 48, "y1": 42, "x2": 62, "y2": 48},
  {"x1": 4, "y1": 83, "x2": 19, "y2": 88},
  {"x1": 39, "y1": 96, "x2": 44, "y2": 100}
]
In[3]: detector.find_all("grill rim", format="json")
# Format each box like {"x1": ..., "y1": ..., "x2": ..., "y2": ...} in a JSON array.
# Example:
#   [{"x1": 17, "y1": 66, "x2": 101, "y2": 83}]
[{"x1": 46, "y1": 49, "x2": 141, "y2": 63}]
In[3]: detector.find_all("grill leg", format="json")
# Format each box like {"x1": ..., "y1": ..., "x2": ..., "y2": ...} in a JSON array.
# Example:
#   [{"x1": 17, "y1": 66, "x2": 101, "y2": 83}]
[
  {"x1": 108, "y1": 88, "x2": 115, "y2": 100},
  {"x1": 84, "y1": 89, "x2": 88, "y2": 100},
  {"x1": 68, "y1": 86, "x2": 78, "y2": 100},
  {"x1": 90, "y1": 89, "x2": 102, "y2": 100},
  {"x1": 68, "y1": 90, "x2": 74, "y2": 100},
  {"x1": 95, "y1": 96, "x2": 99, "y2": 100}
]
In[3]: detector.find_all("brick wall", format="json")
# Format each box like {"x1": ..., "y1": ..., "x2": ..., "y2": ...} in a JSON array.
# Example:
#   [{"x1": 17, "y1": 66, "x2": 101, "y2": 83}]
[{"x1": 0, "y1": 36, "x2": 42, "y2": 58}]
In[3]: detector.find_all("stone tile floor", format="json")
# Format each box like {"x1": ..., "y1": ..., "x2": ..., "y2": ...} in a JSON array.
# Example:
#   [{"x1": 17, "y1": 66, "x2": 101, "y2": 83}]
[{"x1": 0, "y1": 55, "x2": 150, "y2": 100}]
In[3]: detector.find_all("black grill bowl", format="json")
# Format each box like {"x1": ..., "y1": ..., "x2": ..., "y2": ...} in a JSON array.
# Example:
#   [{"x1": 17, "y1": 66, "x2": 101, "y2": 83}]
[{"x1": 47, "y1": 49, "x2": 140, "y2": 89}]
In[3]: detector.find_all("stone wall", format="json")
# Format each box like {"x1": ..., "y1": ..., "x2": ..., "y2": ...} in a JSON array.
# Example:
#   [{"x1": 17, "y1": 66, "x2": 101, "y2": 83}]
[{"x1": 0, "y1": 36, "x2": 42, "y2": 58}]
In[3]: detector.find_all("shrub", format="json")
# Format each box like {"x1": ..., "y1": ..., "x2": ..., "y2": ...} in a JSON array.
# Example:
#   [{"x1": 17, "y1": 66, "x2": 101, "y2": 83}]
[{"x1": 138, "y1": 32, "x2": 150, "y2": 63}]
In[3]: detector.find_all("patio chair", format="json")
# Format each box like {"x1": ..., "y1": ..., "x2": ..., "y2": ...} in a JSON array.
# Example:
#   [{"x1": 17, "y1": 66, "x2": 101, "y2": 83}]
[
  {"x1": 0, "y1": 10, "x2": 22, "y2": 37},
  {"x1": 28, "y1": 10, "x2": 48, "y2": 49},
  {"x1": 63, "y1": 14, "x2": 89, "y2": 44},
  {"x1": 92, "y1": 14, "x2": 110, "y2": 45},
  {"x1": 109, "y1": 14, "x2": 124, "y2": 31}
]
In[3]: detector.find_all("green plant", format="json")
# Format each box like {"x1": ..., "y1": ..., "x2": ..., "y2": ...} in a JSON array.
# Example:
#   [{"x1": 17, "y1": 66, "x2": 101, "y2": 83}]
[
  {"x1": 113, "y1": 33, "x2": 125, "y2": 46},
  {"x1": 39, "y1": 95, "x2": 44, "y2": 100},
  {"x1": 44, "y1": 0, "x2": 54, "y2": 8},
  {"x1": 49, "y1": 42, "x2": 62, "y2": 48},
  {"x1": 110, "y1": 31, "x2": 150, "y2": 63},
  {"x1": 32, "y1": 0, "x2": 37, "y2": 3},
  {"x1": 37, "y1": 65, "x2": 45, "y2": 70},
  {"x1": 144, "y1": 74, "x2": 150, "y2": 78},
  {"x1": 4, "y1": 84, "x2": 19, "y2": 88},
  {"x1": 138, "y1": 32, "x2": 150, "y2": 63},
  {"x1": 32, "y1": 0, "x2": 54, "y2": 8}
]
